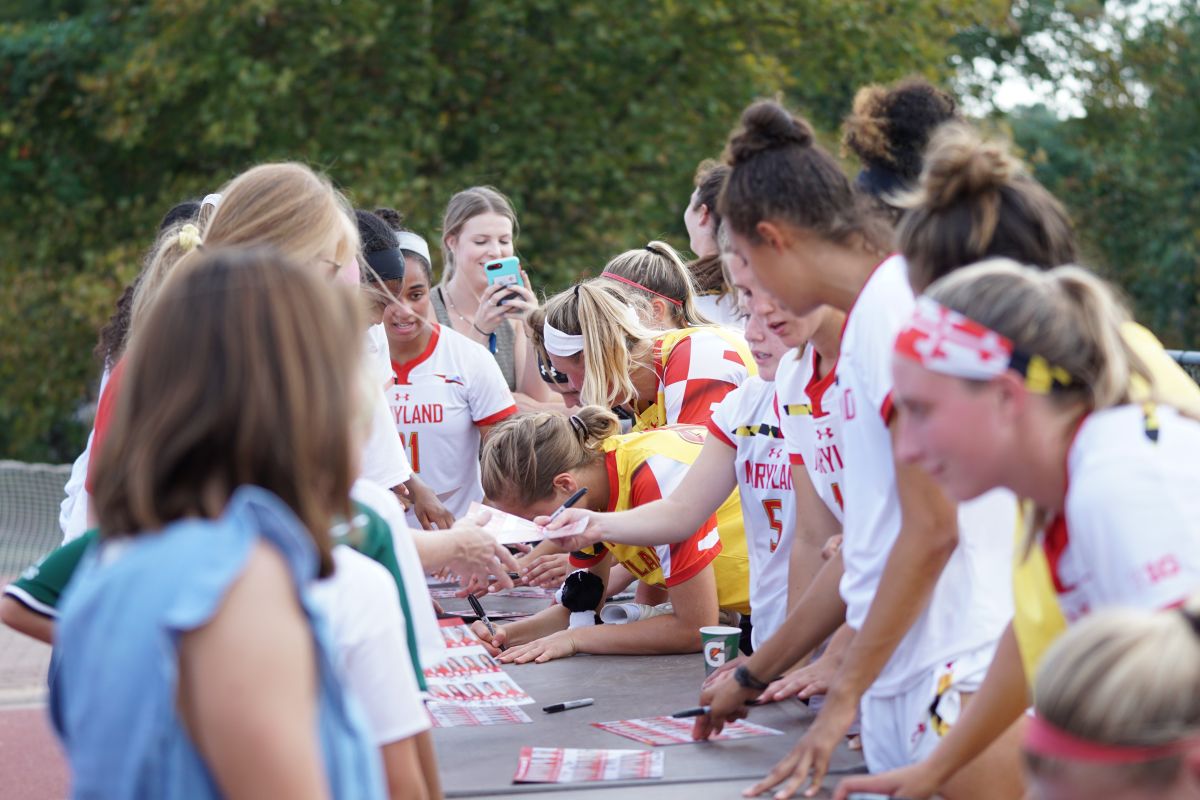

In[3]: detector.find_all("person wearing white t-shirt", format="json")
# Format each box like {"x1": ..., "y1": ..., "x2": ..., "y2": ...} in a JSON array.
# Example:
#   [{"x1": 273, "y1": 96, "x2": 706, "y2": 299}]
[
  {"x1": 310, "y1": 545, "x2": 435, "y2": 800},
  {"x1": 696, "y1": 100, "x2": 1017, "y2": 800},
  {"x1": 837, "y1": 261, "x2": 1200, "y2": 800}
]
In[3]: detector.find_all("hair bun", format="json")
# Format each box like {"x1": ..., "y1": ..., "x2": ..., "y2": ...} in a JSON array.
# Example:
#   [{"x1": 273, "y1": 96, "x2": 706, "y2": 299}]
[
  {"x1": 374, "y1": 207, "x2": 405, "y2": 231},
  {"x1": 726, "y1": 100, "x2": 814, "y2": 164},
  {"x1": 920, "y1": 122, "x2": 1019, "y2": 210}
]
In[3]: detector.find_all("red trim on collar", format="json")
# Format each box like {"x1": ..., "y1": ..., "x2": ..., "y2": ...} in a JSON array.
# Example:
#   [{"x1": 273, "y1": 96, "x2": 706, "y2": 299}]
[{"x1": 391, "y1": 324, "x2": 441, "y2": 384}]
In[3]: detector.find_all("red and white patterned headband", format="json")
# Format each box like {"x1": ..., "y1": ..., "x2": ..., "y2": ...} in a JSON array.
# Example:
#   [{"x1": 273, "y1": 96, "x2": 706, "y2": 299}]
[{"x1": 894, "y1": 296, "x2": 1076, "y2": 392}]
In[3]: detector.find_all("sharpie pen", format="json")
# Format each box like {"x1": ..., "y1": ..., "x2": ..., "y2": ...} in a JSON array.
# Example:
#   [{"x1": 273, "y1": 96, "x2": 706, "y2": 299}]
[
  {"x1": 544, "y1": 487, "x2": 588, "y2": 526},
  {"x1": 467, "y1": 593, "x2": 505, "y2": 652},
  {"x1": 671, "y1": 700, "x2": 762, "y2": 718},
  {"x1": 542, "y1": 697, "x2": 594, "y2": 714}
]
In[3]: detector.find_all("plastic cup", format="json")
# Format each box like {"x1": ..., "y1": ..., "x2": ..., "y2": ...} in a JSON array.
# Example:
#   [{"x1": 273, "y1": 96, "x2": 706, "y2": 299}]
[{"x1": 700, "y1": 625, "x2": 742, "y2": 675}]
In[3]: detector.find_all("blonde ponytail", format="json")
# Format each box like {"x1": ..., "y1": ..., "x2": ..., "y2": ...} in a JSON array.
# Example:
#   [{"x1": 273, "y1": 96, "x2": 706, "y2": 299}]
[
  {"x1": 129, "y1": 223, "x2": 205, "y2": 335},
  {"x1": 1029, "y1": 595, "x2": 1200, "y2": 789},
  {"x1": 543, "y1": 282, "x2": 661, "y2": 409},
  {"x1": 598, "y1": 241, "x2": 712, "y2": 328},
  {"x1": 480, "y1": 406, "x2": 619, "y2": 507}
]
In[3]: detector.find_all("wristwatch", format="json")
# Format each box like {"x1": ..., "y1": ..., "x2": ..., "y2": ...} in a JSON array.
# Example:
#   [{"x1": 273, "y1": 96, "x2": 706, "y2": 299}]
[{"x1": 734, "y1": 664, "x2": 770, "y2": 692}]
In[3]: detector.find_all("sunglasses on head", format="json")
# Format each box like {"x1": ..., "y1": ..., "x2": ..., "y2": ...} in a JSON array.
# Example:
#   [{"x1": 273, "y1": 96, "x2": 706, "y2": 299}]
[{"x1": 537, "y1": 354, "x2": 570, "y2": 385}]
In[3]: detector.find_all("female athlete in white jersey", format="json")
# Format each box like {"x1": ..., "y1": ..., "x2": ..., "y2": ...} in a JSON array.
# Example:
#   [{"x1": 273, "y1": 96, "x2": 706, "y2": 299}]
[
  {"x1": 366, "y1": 213, "x2": 518, "y2": 526},
  {"x1": 698, "y1": 100, "x2": 1017, "y2": 800},
  {"x1": 836, "y1": 261, "x2": 1200, "y2": 800}
]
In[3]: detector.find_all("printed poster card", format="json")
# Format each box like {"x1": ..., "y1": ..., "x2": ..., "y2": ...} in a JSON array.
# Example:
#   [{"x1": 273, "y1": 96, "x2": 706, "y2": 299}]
[
  {"x1": 513, "y1": 747, "x2": 664, "y2": 783},
  {"x1": 593, "y1": 716, "x2": 783, "y2": 746},
  {"x1": 424, "y1": 618, "x2": 535, "y2": 707},
  {"x1": 427, "y1": 703, "x2": 532, "y2": 728},
  {"x1": 466, "y1": 501, "x2": 588, "y2": 545}
]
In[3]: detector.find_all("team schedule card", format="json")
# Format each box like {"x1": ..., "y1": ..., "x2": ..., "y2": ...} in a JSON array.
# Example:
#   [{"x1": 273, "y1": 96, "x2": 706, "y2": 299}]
[
  {"x1": 594, "y1": 716, "x2": 783, "y2": 746},
  {"x1": 428, "y1": 703, "x2": 533, "y2": 728},
  {"x1": 513, "y1": 747, "x2": 664, "y2": 783},
  {"x1": 424, "y1": 619, "x2": 535, "y2": 707}
]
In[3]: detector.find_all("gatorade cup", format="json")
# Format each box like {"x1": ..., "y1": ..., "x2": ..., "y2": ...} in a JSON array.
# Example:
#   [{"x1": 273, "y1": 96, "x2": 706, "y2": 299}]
[{"x1": 700, "y1": 625, "x2": 742, "y2": 675}]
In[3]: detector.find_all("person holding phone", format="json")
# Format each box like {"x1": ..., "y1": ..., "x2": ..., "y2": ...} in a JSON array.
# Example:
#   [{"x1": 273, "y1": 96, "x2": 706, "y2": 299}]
[{"x1": 430, "y1": 186, "x2": 561, "y2": 411}]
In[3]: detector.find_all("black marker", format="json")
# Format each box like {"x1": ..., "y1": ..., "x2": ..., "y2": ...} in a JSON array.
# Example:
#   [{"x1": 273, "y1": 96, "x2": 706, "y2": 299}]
[
  {"x1": 544, "y1": 487, "x2": 588, "y2": 526},
  {"x1": 671, "y1": 700, "x2": 762, "y2": 718},
  {"x1": 467, "y1": 594, "x2": 505, "y2": 652},
  {"x1": 542, "y1": 697, "x2": 594, "y2": 714}
]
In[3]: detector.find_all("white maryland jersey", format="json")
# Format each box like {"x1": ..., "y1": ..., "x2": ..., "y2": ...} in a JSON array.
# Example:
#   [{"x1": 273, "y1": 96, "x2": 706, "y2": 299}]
[
  {"x1": 777, "y1": 346, "x2": 845, "y2": 523},
  {"x1": 836, "y1": 254, "x2": 1013, "y2": 695},
  {"x1": 387, "y1": 324, "x2": 517, "y2": 523},
  {"x1": 707, "y1": 377, "x2": 794, "y2": 648},
  {"x1": 1045, "y1": 404, "x2": 1200, "y2": 623}
]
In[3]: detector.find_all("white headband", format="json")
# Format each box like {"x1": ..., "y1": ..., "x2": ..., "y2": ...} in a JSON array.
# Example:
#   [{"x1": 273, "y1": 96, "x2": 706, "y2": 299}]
[
  {"x1": 544, "y1": 321, "x2": 584, "y2": 357},
  {"x1": 395, "y1": 231, "x2": 432, "y2": 266},
  {"x1": 201, "y1": 193, "x2": 222, "y2": 211}
]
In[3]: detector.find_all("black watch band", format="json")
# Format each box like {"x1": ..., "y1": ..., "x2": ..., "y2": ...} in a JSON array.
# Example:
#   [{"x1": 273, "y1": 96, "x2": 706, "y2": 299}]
[{"x1": 734, "y1": 664, "x2": 770, "y2": 691}]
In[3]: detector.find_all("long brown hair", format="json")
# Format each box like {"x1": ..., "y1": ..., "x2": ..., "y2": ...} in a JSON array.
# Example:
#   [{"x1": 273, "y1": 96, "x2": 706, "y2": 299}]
[{"x1": 91, "y1": 248, "x2": 365, "y2": 577}]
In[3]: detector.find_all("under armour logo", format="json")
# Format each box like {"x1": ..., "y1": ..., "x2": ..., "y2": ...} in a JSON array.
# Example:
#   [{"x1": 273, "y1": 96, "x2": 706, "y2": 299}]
[{"x1": 815, "y1": 427, "x2": 833, "y2": 440}]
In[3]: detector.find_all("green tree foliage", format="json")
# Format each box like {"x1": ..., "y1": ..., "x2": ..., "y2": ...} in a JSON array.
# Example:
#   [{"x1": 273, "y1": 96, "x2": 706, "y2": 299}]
[
  {"x1": 1, "y1": 0, "x2": 1009, "y2": 460},
  {"x1": 1010, "y1": 2, "x2": 1200, "y2": 347}
]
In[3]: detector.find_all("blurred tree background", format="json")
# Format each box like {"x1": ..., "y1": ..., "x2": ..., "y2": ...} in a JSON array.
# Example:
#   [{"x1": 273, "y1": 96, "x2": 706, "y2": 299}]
[{"x1": 0, "y1": 0, "x2": 1194, "y2": 461}]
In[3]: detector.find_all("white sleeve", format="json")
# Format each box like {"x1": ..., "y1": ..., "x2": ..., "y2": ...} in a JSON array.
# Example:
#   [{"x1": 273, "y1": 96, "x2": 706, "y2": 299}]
[
  {"x1": 351, "y1": 479, "x2": 447, "y2": 668},
  {"x1": 359, "y1": 387, "x2": 413, "y2": 489},
  {"x1": 328, "y1": 550, "x2": 431, "y2": 744},
  {"x1": 775, "y1": 350, "x2": 810, "y2": 464},
  {"x1": 61, "y1": 369, "x2": 110, "y2": 542},
  {"x1": 856, "y1": 261, "x2": 914, "y2": 420},
  {"x1": 1068, "y1": 464, "x2": 1200, "y2": 612},
  {"x1": 467, "y1": 346, "x2": 517, "y2": 425},
  {"x1": 60, "y1": 437, "x2": 93, "y2": 543}
]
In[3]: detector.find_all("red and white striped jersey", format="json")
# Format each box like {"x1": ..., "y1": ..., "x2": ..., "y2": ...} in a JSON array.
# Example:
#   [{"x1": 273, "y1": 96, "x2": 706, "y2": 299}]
[{"x1": 633, "y1": 327, "x2": 755, "y2": 431}]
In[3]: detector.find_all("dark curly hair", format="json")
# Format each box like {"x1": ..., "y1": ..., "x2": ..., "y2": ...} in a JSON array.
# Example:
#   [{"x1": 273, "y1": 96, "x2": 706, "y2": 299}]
[{"x1": 842, "y1": 77, "x2": 958, "y2": 188}]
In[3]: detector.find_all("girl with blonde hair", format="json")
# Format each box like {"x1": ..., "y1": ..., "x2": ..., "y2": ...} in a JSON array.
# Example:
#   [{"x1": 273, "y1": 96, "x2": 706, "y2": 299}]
[
  {"x1": 83, "y1": 163, "x2": 519, "y2": 686},
  {"x1": 1023, "y1": 599, "x2": 1200, "y2": 800},
  {"x1": 430, "y1": 186, "x2": 560, "y2": 410},
  {"x1": 836, "y1": 261, "x2": 1200, "y2": 800},
  {"x1": 596, "y1": 240, "x2": 712, "y2": 330},
  {"x1": 542, "y1": 279, "x2": 754, "y2": 432},
  {"x1": 471, "y1": 406, "x2": 751, "y2": 663}
]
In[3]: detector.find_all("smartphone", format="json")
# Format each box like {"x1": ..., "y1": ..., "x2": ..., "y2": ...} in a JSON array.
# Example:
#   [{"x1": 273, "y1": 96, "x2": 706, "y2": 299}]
[{"x1": 485, "y1": 256, "x2": 522, "y2": 304}]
